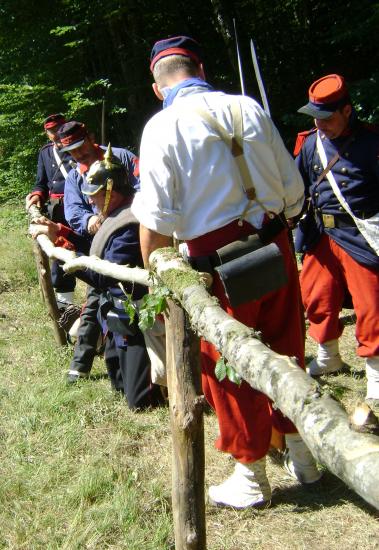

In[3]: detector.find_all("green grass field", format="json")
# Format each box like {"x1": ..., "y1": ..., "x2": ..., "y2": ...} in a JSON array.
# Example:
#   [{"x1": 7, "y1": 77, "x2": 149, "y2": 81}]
[{"x1": 0, "y1": 204, "x2": 378, "y2": 549}]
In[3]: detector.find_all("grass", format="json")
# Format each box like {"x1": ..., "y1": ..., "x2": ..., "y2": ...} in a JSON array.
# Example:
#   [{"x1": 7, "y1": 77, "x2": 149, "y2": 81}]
[{"x1": 0, "y1": 203, "x2": 378, "y2": 549}]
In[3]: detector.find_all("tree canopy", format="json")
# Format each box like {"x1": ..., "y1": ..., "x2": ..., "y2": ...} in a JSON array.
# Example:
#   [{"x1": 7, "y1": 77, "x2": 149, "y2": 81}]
[{"x1": 0, "y1": 0, "x2": 378, "y2": 202}]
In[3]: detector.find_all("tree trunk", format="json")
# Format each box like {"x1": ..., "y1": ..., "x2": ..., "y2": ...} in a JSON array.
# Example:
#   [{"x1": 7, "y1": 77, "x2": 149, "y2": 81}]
[
  {"x1": 149, "y1": 248, "x2": 379, "y2": 511},
  {"x1": 165, "y1": 299, "x2": 206, "y2": 550}
]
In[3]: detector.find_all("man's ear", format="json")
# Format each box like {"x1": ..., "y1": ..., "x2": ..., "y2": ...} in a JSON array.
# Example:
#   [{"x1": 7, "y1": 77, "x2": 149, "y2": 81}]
[
  {"x1": 198, "y1": 63, "x2": 206, "y2": 81},
  {"x1": 152, "y1": 83, "x2": 164, "y2": 101},
  {"x1": 342, "y1": 104, "x2": 352, "y2": 118}
]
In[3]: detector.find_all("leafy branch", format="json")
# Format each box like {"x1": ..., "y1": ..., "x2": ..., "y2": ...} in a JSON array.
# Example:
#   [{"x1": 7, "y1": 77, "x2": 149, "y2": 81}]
[
  {"x1": 122, "y1": 286, "x2": 171, "y2": 332},
  {"x1": 215, "y1": 356, "x2": 242, "y2": 385}
]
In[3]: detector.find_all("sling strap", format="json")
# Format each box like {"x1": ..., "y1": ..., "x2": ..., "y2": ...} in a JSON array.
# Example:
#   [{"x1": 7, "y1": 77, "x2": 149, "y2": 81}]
[
  {"x1": 314, "y1": 133, "x2": 354, "y2": 188},
  {"x1": 316, "y1": 131, "x2": 379, "y2": 255},
  {"x1": 53, "y1": 146, "x2": 69, "y2": 179}
]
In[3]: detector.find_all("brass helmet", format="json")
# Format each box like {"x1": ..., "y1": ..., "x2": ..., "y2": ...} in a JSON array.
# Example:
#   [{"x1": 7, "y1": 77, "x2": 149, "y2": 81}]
[{"x1": 82, "y1": 143, "x2": 133, "y2": 198}]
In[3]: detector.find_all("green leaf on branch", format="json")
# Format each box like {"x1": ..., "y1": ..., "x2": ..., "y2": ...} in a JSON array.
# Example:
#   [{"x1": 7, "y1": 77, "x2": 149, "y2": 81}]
[
  {"x1": 50, "y1": 25, "x2": 78, "y2": 37},
  {"x1": 122, "y1": 294, "x2": 137, "y2": 325},
  {"x1": 215, "y1": 356, "x2": 242, "y2": 385},
  {"x1": 215, "y1": 357, "x2": 227, "y2": 381},
  {"x1": 137, "y1": 287, "x2": 171, "y2": 332},
  {"x1": 226, "y1": 364, "x2": 242, "y2": 386}
]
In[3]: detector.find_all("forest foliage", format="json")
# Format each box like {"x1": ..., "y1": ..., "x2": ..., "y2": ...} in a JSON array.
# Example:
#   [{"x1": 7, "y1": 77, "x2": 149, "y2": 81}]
[{"x1": 0, "y1": 0, "x2": 378, "y2": 202}]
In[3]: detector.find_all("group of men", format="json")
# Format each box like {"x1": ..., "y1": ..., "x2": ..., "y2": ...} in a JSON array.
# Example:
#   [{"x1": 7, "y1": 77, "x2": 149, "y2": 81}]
[
  {"x1": 27, "y1": 115, "x2": 165, "y2": 408},
  {"x1": 28, "y1": 35, "x2": 379, "y2": 510}
]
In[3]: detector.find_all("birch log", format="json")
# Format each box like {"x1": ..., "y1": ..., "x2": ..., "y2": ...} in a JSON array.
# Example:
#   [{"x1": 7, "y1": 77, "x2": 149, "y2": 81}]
[
  {"x1": 63, "y1": 255, "x2": 150, "y2": 287},
  {"x1": 28, "y1": 223, "x2": 150, "y2": 287},
  {"x1": 165, "y1": 300, "x2": 206, "y2": 550},
  {"x1": 149, "y1": 248, "x2": 379, "y2": 511}
]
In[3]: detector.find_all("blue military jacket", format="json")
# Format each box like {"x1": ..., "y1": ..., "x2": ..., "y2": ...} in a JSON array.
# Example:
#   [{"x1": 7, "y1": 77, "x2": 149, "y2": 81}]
[
  {"x1": 32, "y1": 143, "x2": 73, "y2": 200},
  {"x1": 66, "y1": 224, "x2": 145, "y2": 300},
  {"x1": 295, "y1": 120, "x2": 379, "y2": 269},
  {"x1": 64, "y1": 145, "x2": 139, "y2": 236},
  {"x1": 58, "y1": 204, "x2": 145, "y2": 348}
]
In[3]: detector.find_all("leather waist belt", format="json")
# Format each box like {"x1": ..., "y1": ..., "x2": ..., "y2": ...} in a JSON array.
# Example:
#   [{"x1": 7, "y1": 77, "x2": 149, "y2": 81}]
[
  {"x1": 189, "y1": 212, "x2": 287, "y2": 273},
  {"x1": 321, "y1": 211, "x2": 379, "y2": 229}
]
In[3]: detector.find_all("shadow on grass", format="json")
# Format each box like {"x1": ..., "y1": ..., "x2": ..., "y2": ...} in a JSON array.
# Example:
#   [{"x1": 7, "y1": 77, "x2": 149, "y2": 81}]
[
  {"x1": 304, "y1": 358, "x2": 365, "y2": 380},
  {"x1": 341, "y1": 312, "x2": 357, "y2": 326},
  {"x1": 88, "y1": 372, "x2": 109, "y2": 381},
  {"x1": 272, "y1": 471, "x2": 378, "y2": 517}
]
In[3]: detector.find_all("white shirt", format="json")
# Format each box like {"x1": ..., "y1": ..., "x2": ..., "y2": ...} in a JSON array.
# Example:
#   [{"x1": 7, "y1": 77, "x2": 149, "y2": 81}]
[{"x1": 132, "y1": 90, "x2": 304, "y2": 240}]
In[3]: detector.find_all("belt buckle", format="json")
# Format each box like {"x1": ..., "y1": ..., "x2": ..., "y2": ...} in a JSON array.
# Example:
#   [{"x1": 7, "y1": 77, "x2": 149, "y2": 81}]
[{"x1": 322, "y1": 214, "x2": 335, "y2": 229}]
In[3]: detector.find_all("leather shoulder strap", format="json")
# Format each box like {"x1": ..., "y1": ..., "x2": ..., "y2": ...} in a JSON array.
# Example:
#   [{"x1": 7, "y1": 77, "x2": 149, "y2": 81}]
[
  {"x1": 193, "y1": 99, "x2": 274, "y2": 222},
  {"x1": 314, "y1": 133, "x2": 355, "y2": 187},
  {"x1": 53, "y1": 146, "x2": 69, "y2": 179},
  {"x1": 192, "y1": 100, "x2": 255, "y2": 198}
]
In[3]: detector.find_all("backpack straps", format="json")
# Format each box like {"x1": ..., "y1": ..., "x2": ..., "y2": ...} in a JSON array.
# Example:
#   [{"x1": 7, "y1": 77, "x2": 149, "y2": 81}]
[{"x1": 193, "y1": 99, "x2": 274, "y2": 224}]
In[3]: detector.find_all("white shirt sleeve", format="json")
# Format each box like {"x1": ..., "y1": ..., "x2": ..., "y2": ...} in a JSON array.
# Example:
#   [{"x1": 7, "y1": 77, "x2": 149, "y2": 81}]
[
  {"x1": 241, "y1": 98, "x2": 304, "y2": 219},
  {"x1": 268, "y1": 119, "x2": 305, "y2": 218},
  {"x1": 131, "y1": 119, "x2": 180, "y2": 236}
]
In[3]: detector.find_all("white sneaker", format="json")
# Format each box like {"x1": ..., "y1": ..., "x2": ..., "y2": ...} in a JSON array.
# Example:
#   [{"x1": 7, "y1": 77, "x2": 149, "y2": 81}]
[
  {"x1": 66, "y1": 370, "x2": 90, "y2": 384},
  {"x1": 55, "y1": 291, "x2": 75, "y2": 306},
  {"x1": 307, "y1": 339, "x2": 343, "y2": 376},
  {"x1": 366, "y1": 356, "x2": 379, "y2": 400},
  {"x1": 284, "y1": 434, "x2": 322, "y2": 484},
  {"x1": 208, "y1": 458, "x2": 271, "y2": 509}
]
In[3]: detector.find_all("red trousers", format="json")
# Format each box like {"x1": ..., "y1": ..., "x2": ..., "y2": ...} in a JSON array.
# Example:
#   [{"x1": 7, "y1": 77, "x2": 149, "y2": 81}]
[
  {"x1": 300, "y1": 234, "x2": 379, "y2": 357},
  {"x1": 187, "y1": 220, "x2": 305, "y2": 463}
]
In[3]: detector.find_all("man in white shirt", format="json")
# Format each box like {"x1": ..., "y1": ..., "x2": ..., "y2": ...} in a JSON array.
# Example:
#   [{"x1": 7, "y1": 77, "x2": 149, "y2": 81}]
[{"x1": 132, "y1": 35, "x2": 321, "y2": 509}]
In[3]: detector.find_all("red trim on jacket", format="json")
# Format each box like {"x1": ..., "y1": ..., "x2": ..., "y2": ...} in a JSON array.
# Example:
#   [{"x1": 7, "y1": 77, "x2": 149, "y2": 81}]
[{"x1": 293, "y1": 128, "x2": 316, "y2": 156}]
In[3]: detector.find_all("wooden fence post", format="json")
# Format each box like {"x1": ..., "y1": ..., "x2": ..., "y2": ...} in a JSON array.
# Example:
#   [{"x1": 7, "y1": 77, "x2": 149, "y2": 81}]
[
  {"x1": 165, "y1": 299, "x2": 207, "y2": 550},
  {"x1": 32, "y1": 240, "x2": 67, "y2": 346}
]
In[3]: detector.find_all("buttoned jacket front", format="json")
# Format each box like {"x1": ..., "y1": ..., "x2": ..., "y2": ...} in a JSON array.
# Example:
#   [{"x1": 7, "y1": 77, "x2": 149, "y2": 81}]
[{"x1": 295, "y1": 121, "x2": 379, "y2": 268}]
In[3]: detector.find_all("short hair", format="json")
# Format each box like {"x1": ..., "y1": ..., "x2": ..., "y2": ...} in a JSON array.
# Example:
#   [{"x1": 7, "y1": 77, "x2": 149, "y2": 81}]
[
  {"x1": 336, "y1": 96, "x2": 352, "y2": 112},
  {"x1": 153, "y1": 55, "x2": 200, "y2": 87}
]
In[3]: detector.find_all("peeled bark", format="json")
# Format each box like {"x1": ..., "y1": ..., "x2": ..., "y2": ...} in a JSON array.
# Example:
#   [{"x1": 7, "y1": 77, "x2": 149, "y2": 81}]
[
  {"x1": 28, "y1": 222, "x2": 150, "y2": 287},
  {"x1": 63, "y1": 255, "x2": 150, "y2": 287},
  {"x1": 149, "y1": 248, "x2": 379, "y2": 511}
]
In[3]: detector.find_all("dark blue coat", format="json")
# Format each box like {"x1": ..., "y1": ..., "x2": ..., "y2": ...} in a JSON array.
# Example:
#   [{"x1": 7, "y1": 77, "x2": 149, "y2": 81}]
[
  {"x1": 68, "y1": 224, "x2": 145, "y2": 300},
  {"x1": 295, "y1": 120, "x2": 379, "y2": 269},
  {"x1": 57, "y1": 202, "x2": 144, "y2": 300},
  {"x1": 57, "y1": 208, "x2": 145, "y2": 347},
  {"x1": 64, "y1": 146, "x2": 139, "y2": 236},
  {"x1": 31, "y1": 143, "x2": 73, "y2": 200}
]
